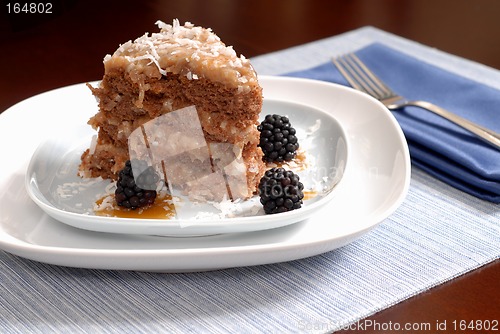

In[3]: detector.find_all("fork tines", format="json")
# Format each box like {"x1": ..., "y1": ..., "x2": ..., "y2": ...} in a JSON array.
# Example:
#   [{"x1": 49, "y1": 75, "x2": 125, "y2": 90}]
[{"x1": 332, "y1": 53, "x2": 393, "y2": 100}]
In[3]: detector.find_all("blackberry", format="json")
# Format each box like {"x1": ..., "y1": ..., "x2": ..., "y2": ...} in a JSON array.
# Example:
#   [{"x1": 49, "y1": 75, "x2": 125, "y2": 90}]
[
  {"x1": 258, "y1": 167, "x2": 304, "y2": 214},
  {"x1": 115, "y1": 160, "x2": 159, "y2": 210},
  {"x1": 257, "y1": 114, "x2": 299, "y2": 162}
]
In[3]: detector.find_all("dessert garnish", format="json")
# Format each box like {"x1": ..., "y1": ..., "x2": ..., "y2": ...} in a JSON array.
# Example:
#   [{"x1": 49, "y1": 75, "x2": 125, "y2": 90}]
[
  {"x1": 258, "y1": 167, "x2": 304, "y2": 214},
  {"x1": 258, "y1": 114, "x2": 299, "y2": 163},
  {"x1": 115, "y1": 160, "x2": 160, "y2": 210}
]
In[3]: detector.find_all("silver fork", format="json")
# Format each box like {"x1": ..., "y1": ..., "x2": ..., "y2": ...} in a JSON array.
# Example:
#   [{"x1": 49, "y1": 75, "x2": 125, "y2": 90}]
[{"x1": 332, "y1": 53, "x2": 500, "y2": 150}]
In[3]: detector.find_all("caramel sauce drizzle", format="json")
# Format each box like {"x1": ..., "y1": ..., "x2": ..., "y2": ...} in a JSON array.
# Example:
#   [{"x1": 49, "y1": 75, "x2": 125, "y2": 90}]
[
  {"x1": 266, "y1": 149, "x2": 308, "y2": 171},
  {"x1": 94, "y1": 193, "x2": 176, "y2": 219},
  {"x1": 302, "y1": 190, "x2": 317, "y2": 200}
]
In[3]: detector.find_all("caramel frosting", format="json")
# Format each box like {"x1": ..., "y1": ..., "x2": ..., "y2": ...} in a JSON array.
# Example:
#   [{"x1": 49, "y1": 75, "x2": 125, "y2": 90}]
[{"x1": 104, "y1": 19, "x2": 258, "y2": 93}]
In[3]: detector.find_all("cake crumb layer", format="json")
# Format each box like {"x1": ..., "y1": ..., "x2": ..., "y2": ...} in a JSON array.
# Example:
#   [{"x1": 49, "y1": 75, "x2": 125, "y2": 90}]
[{"x1": 79, "y1": 19, "x2": 265, "y2": 199}]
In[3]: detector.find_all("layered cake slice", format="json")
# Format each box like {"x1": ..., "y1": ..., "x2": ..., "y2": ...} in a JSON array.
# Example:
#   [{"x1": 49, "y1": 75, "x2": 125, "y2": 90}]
[{"x1": 79, "y1": 19, "x2": 265, "y2": 200}]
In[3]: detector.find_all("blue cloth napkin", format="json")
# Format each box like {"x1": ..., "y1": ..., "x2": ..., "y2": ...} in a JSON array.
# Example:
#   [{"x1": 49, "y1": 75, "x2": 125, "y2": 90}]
[{"x1": 286, "y1": 43, "x2": 500, "y2": 203}]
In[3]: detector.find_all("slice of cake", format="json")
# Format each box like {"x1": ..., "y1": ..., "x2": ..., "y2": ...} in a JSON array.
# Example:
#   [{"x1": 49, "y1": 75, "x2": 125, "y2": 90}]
[{"x1": 79, "y1": 19, "x2": 265, "y2": 200}]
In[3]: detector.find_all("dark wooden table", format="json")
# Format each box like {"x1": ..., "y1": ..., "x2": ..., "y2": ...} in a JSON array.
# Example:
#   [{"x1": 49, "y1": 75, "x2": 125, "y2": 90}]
[{"x1": 1, "y1": 0, "x2": 499, "y2": 332}]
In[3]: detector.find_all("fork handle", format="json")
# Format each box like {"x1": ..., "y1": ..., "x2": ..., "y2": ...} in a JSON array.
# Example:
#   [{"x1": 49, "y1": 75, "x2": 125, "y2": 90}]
[{"x1": 388, "y1": 100, "x2": 500, "y2": 150}]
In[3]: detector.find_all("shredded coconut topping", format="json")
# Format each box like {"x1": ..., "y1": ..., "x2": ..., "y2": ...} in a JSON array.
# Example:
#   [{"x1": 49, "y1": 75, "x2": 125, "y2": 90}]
[{"x1": 103, "y1": 19, "x2": 258, "y2": 91}]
